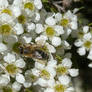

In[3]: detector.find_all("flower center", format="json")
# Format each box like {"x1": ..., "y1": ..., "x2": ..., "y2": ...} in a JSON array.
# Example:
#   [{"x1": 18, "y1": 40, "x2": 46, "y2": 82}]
[
  {"x1": 24, "y1": 2, "x2": 35, "y2": 11},
  {"x1": 40, "y1": 69, "x2": 50, "y2": 79},
  {"x1": 46, "y1": 27, "x2": 55, "y2": 37},
  {"x1": 18, "y1": 15, "x2": 26, "y2": 24},
  {"x1": 54, "y1": 84, "x2": 65, "y2": 92},
  {"x1": 60, "y1": 18, "x2": 69, "y2": 27},
  {"x1": 6, "y1": 64, "x2": 18, "y2": 74},
  {"x1": 0, "y1": 24, "x2": 12, "y2": 35},
  {"x1": 56, "y1": 66, "x2": 67, "y2": 75},
  {"x1": 84, "y1": 41, "x2": 92, "y2": 48},
  {"x1": 1, "y1": 9, "x2": 12, "y2": 16}
]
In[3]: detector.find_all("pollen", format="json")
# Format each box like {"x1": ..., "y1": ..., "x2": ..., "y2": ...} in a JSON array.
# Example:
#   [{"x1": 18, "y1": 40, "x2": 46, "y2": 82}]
[
  {"x1": 0, "y1": 24, "x2": 12, "y2": 35},
  {"x1": 60, "y1": 18, "x2": 69, "y2": 27},
  {"x1": 54, "y1": 84, "x2": 65, "y2": 92},
  {"x1": 40, "y1": 69, "x2": 50, "y2": 79},
  {"x1": 6, "y1": 64, "x2": 18, "y2": 74},
  {"x1": 1, "y1": 9, "x2": 12, "y2": 16},
  {"x1": 46, "y1": 27, "x2": 55, "y2": 37},
  {"x1": 56, "y1": 66, "x2": 67, "y2": 75},
  {"x1": 24, "y1": 2, "x2": 35, "y2": 11},
  {"x1": 18, "y1": 15, "x2": 26, "y2": 24},
  {"x1": 84, "y1": 41, "x2": 92, "y2": 48}
]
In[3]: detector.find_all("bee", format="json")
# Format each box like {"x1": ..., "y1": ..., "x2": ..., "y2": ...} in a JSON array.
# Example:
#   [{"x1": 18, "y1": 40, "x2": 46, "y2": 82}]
[{"x1": 18, "y1": 44, "x2": 49, "y2": 64}]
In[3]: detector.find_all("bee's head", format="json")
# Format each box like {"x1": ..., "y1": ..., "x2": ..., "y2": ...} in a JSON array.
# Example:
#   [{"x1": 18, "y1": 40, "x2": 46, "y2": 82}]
[{"x1": 18, "y1": 46, "x2": 24, "y2": 54}]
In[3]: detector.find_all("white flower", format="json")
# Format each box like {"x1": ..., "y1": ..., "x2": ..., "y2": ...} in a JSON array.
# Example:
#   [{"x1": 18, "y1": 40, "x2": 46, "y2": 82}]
[
  {"x1": 51, "y1": 37, "x2": 61, "y2": 47},
  {"x1": 3, "y1": 53, "x2": 26, "y2": 81},
  {"x1": 16, "y1": 73, "x2": 25, "y2": 84},
  {"x1": 0, "y1": 43, "x2": 7, "y2": 52}
]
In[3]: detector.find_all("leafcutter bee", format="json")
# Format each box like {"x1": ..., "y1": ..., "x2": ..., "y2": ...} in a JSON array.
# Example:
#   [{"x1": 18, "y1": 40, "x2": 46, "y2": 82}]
[{"x1": 18, "y1": 44, "x2": 49, "y2": 64}]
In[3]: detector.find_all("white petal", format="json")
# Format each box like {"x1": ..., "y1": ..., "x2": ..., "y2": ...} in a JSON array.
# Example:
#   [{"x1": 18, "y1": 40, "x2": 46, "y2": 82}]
[
  {"x1": 87, "y1": 49, "x2": 92, "y2": 60},
  {"x1": 74, "y1": 39, "x2": 83, "y2": 47},
  {"x1": 83, "y1": 33, "x2": 91, "y2": 40},
  {"x1": 27, "y1": 23, "x2": 35, "y2": 32},
  {"x1": 34, "y1": 78, "x2": 47, "y2": 87},
  {"x1": 88, "y1": 63, "x2": 92, "y2": 68},
  {"x1": 0, "y1": 74, "x2": 10, "y2": 86},
  {"x1": 62, "y1": 58, "x2": 72, "y2": 68},
  {"x1": 13, "y1": 0, "x2": 22, "y2": 6},
  {"x1": 34, "y1": 0, "x2": 42, "y2": 9},
  {"x1": 0, "y1": 43, "x2": 7, "y2": 52},
  {"x1": 70, "y1": 21, "x2": 78, "y2": 30},
  {"x1": 58, "y1": 75, "x2": 71, "y2": 85},
  {"x1": 35, "y1": 12, "x2": 40, "y2": 21},
  {"x1": 51, "y1": 37, "x2": 61, "y2": 47},
  {"x1": 0, "y1": 14, "x2": 13, "y2": 23},
  {"x1": 12, "y1": 82, "x2": 22, "y2": 91},
  {"x1": 23, "y1": 82, "x2": 32, "y2": 88},
  {"x1": 55, "y1": 13, "x2": 62, "y2": 22},
  {"x1": 35, "y1": 24, "x2": 44, "y2": 34},
  {"x1": 16, "y1": 73, "x2": 25, "y2": 84},
  {"x1": 55, "y1": 25, "x2": 64, "y2": 35},
  {"x1": 32, "y1": 68, "x2": 40, "y2": 77},
  {"x1": 68, "y1": 69, "x2": 79, "y2": 77},
  {"x1": 48, "y1": 60, "x2": 57, "y2": 67},
  {"x1": 83, "y1": 26, "x2": 89, "y2": 33},
  {"x1": 15, "y1": 58, "x2": 25, "y2": 68},
  {"x1": 4, "y1": 53, "x2": 16, "y2": 63},
  {"x1": 46, "y1": 43, "x2": 56, "y2": 53},
  {"x1": 0, "y1": 0, "x2": 8, "y2": 9},
  {"x1": 44, "y1": 88, "x2": 54, "y2": 92},
  {"x1": 67, "y1": 29, "x2": 72, "y2": 36},
  {"x1": 45, "y1": 17, "x2": 56, "y2": 26},
  {"x1": 47, "y1": 78, "x2": 55, "y2": 87},
  {"x1": 11, "y1": 6, "x2": 21, "y2": 17},
  {"x1": 35, "y1": 35, "x2": 48, "y2": 45},
  {"x1": 77, "y1": 47, "x2": 86, "y2": 56},
  {"x1": 14, "y1": 23, "x2": 24, "y2": 35},
  {"x1": 23, "y1": 36, "x2": 32, "y2": 43},
  {"x1": 46, "y1": 66, "x2": 56, "y2": 78},
  {"x1": 35, "y1": 62, "x2": 45, "y2": 69}
]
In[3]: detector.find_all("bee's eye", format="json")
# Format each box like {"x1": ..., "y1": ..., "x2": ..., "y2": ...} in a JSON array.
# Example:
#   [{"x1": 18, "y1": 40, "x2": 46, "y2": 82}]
[{"x1": 19, "y1": 47, "x2": 23, "y2": 54}]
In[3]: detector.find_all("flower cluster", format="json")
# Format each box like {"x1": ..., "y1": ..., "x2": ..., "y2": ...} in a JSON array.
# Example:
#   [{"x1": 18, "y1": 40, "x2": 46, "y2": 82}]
[{"x1": 0, "y1": 0, "x2": 80, "y2": 92}]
